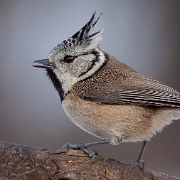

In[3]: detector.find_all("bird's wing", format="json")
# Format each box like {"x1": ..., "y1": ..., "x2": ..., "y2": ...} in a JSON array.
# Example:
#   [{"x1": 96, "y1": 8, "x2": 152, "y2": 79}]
[
  {"x1": 74, "y1": 53, "x2": 180, "y2": 107},
  {"x1": 81, "y1": 88, "x2": 180, "y2": 107},
  {"x1": 77, "y1": 76, "x2": 180, "y2": 107}
]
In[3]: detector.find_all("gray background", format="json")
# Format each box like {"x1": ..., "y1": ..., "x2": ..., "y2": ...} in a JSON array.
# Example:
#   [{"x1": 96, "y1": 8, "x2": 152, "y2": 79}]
[{"x1": 0, "y1": 0, "x2": 180, "y2": 176}]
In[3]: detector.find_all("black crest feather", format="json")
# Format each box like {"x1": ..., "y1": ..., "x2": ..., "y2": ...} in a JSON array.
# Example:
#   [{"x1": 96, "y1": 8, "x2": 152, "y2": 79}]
[{"x1": 72, "y1": 12, "x2": 102, "y2": 41}]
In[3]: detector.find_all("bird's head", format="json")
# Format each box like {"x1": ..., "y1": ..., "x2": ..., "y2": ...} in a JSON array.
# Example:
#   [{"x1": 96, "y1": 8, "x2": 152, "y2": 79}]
[{"x1": 33, "y1": 13, "x2": 106, "y2": 94}]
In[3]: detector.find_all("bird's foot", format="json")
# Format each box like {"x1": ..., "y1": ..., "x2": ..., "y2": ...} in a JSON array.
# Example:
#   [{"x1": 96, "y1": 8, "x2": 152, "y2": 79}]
[
  {"x1": 52, "y1": 140, "x2": 110, "y2": 161},
  {"x1": 58, "y1": 142, "x2": 96, "y2": 161},
  {"x1": 134, "y1": 159, "x2": 145, "y2": 170}
]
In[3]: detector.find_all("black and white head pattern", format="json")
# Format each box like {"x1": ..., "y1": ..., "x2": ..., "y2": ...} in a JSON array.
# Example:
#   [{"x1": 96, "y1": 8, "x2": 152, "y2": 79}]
[{"x1": 48, "y1": 12, "x2": 106, "y2": 94}]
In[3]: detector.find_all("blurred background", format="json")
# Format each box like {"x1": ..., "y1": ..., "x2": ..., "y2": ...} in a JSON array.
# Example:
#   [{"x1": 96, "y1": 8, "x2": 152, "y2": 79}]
[{"x1": 0, "y1": 0, "x2": 180, "y2": 176}]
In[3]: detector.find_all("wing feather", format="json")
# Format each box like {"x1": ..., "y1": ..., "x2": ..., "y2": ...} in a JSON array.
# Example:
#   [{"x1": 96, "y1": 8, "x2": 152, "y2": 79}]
[
  {"x1": 74, "y1": 53, "x2": 180, "y2": 107},
  {"x1": 82, "y1": 87, "x2": 180, "y2": 107}
]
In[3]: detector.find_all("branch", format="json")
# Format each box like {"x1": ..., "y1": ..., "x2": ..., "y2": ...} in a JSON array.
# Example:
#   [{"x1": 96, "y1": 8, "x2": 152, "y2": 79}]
[{"x1": 0, "y1": 141, "x2": 179, "y2": 180}]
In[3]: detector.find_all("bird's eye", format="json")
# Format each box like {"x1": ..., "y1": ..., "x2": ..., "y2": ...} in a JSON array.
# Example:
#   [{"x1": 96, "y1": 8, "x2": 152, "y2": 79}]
[{"x1": 64, "y1": 55, "x2": 74, "y2": 63}]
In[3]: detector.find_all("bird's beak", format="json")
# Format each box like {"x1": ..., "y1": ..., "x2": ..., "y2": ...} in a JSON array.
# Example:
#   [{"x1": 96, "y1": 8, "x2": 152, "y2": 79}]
[{"x1": 33, "y1": 59, "x2": 55, "y2": 69}]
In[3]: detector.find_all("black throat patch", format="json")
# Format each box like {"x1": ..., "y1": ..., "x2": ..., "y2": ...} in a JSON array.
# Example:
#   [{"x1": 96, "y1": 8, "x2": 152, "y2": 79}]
[{"x1": 46, "y1": 68, "x2": 65, "y2": 102}]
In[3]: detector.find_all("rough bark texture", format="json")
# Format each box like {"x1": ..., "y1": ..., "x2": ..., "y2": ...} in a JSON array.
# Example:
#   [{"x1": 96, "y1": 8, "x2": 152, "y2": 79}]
[{"x1": 0, "y1": 141, "x2": 179, "y2": 180}]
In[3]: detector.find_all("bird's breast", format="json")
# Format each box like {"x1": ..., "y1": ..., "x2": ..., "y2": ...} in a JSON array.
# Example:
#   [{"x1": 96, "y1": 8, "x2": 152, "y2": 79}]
[{"x1": 62, "y1": 90, "x2": 159, "y2": 144}]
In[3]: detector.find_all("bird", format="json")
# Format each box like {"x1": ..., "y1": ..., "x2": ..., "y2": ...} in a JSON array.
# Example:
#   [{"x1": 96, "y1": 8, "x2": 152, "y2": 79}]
[{"x1": 33, "y1": 12, "x2": 180, "y2": 168}]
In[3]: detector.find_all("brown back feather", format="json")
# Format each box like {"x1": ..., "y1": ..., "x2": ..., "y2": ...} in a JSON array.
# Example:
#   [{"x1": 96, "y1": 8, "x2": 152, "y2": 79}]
[{"x1": 72, "y1": 53, "x2": 180, "y2": 107}]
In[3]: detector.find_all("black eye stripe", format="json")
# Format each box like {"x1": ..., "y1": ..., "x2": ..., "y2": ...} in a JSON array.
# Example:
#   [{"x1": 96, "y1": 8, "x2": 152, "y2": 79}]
[{"x1": 61, "y1": 52, "x2": 96, "y2": 63}]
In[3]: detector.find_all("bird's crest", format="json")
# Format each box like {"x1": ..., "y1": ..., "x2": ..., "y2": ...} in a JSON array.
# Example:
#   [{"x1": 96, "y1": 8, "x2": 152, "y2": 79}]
[
  {"x1": 71, "y1": 12, "x2": 103, "y2": 44},
  {"x1": 50, "y1": 12, "x2": 103, "y2": 55}
]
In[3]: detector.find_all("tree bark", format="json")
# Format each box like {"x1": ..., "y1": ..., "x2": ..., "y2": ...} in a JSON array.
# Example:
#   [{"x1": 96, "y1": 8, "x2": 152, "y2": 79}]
[{"x1": 0, "y1": 141, "x2": 179, "y2": 180}]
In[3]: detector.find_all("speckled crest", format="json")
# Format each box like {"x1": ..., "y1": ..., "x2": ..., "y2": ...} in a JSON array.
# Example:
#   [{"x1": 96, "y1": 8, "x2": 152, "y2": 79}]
[{"x1": 49, "y1": 12, "x2": 103, "y2": 58}]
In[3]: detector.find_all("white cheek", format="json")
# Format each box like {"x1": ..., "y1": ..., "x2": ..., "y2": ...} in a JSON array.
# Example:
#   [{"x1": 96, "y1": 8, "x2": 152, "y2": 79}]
[
  {"x1": 52, "y1": 48, "x2": 106, "y2": 94},
  {"x1": 54, "y1": 69, "x2": 79, "y2": 94},
  {"x1": 79, "y1": 61, "x2": 86, "y2": 67}
]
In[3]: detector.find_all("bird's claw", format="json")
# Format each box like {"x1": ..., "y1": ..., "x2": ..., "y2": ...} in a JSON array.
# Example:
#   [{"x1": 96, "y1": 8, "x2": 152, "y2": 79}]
[
  {"x1": 134, "y1": 159, "x2": 145, "y2": 170},
  {"x1": 60, "y1": 142, "x2": 96, "y2": 161},
  {"x1": 61, "y1": 143, "x2": 78, "y2": 151}
]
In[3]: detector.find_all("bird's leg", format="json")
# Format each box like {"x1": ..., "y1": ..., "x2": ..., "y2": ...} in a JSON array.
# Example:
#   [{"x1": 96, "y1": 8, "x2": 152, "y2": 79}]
[
  {"x1": 134, "y1": 140, "x2": 147, "y2": 169},
  {"x1": 57, "y1": 140, "x2": 110, "y2": 161}
]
